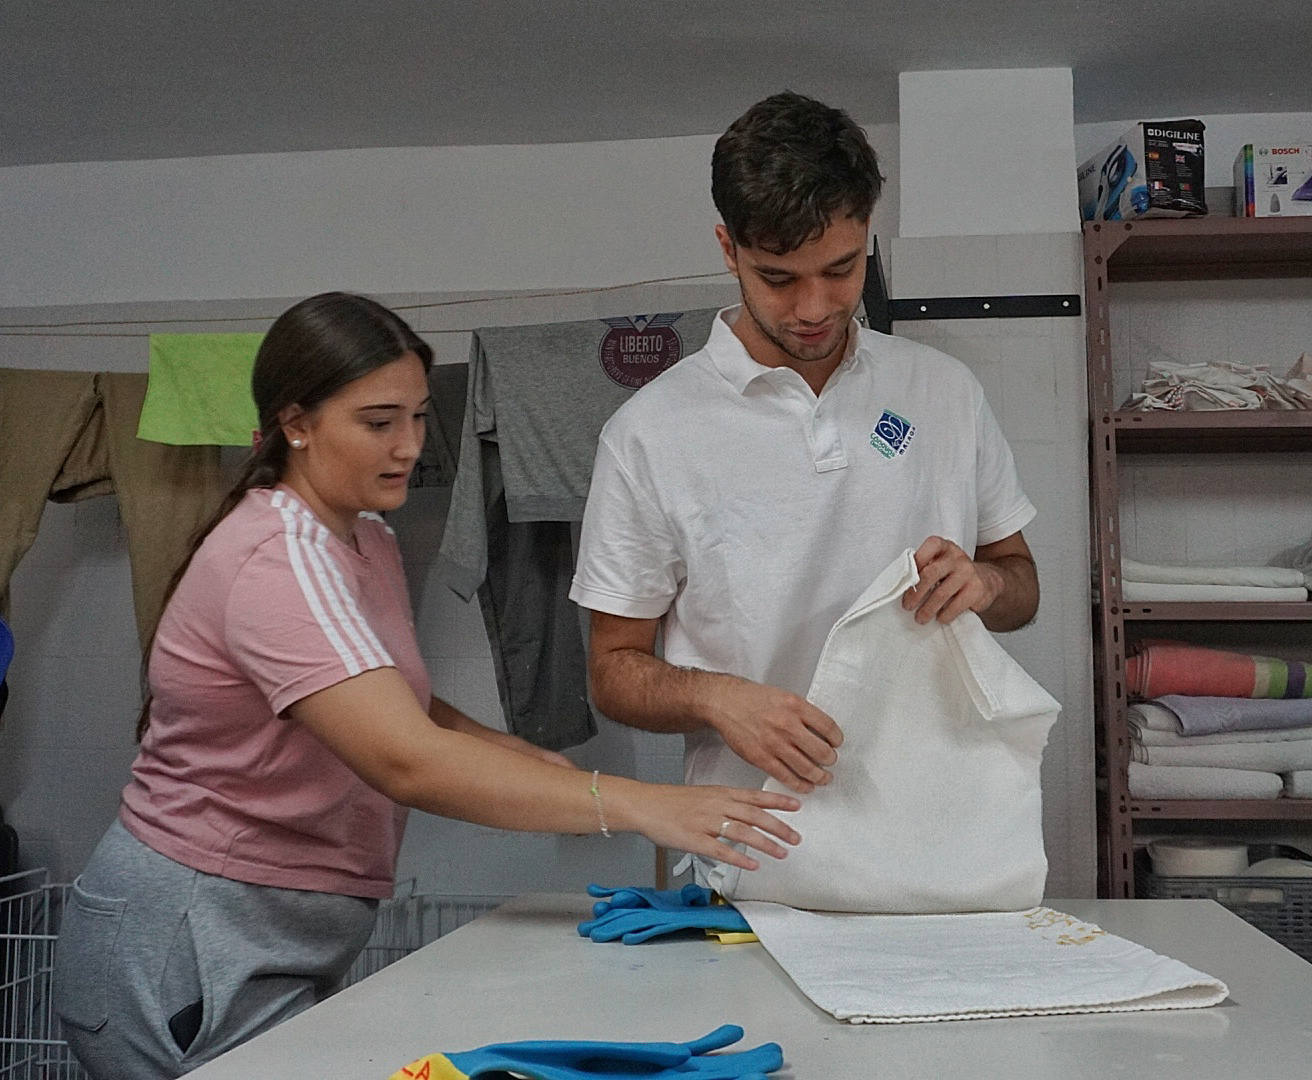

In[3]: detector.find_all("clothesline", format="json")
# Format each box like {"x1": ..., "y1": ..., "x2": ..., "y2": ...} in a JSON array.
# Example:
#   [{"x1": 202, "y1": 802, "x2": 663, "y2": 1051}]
[{"x1": 0, "y1": 270, "x2": 735, "y2": 337}]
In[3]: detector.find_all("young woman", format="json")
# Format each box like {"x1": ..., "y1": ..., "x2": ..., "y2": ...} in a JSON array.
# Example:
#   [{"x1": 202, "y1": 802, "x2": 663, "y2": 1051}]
[{"x1": 53, "y1": 293, "x2": 801, "y2": 1079}]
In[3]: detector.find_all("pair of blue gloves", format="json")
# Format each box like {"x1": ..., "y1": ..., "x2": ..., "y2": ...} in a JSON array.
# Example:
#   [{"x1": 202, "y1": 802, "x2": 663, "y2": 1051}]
[
  {"x1": 390, "y1": 1025, "x2": 781, "y2": 1080},
  {"x1": 576, "y1": 883, "x2": 752, "y2": 944}
]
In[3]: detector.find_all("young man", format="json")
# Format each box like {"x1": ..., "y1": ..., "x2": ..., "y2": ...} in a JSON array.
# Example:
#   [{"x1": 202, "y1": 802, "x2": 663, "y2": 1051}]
[{"x1": 569, "y1": 92, "x2": 1039, "y2": 798}]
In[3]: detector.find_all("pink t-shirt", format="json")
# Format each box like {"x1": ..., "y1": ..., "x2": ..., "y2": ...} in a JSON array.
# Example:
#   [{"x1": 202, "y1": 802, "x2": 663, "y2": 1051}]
[{"x1": 120, "y1": 486, "x2": 431, "y2": 898}]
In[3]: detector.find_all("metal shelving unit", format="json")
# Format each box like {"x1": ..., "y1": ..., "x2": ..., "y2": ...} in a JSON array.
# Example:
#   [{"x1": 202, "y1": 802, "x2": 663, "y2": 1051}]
[{"x1": 1083, "y1": 216, "x2": 1312, "y2": 898}]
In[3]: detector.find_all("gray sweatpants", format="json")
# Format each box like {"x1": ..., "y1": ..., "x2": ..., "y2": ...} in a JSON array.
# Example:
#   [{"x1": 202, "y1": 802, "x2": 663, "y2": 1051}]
[{"x1": 53, "y1": 820, "x2": 378, "y2": 1078}]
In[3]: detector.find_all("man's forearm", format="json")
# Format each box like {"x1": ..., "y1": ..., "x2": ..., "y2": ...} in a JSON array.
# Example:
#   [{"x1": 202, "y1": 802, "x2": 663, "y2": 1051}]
[
  {"x1": 591, "y1": 648, "x2": 728, "y2": 734},
  {"x1": 588, "y1": 615, "x2": 844, "y2": 792},
  {"x1": 977, "y1": 553, "x2": 1039, "y2": 632}
]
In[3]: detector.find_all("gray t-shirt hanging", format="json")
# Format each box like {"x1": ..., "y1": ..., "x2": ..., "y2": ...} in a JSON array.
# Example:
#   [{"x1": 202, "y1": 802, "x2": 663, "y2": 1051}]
[{"x1": 438, "y1": 307, "x2": 719, "y2": 598}]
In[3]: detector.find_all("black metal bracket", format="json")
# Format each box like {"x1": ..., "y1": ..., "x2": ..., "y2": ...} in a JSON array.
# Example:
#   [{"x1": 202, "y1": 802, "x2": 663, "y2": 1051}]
[
  {"x1": 862, "y1": 238, "x2": 1081, "y2": 326},
  {"x1": 890, "y1": 294, "x2": 1081, "y2": 321},
  {"x1": 862, "y1": 242, "x2": 893, "y2": 334}
]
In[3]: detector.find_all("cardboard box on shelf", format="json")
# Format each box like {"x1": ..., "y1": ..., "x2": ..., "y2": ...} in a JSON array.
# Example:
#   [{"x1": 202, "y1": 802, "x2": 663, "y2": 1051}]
[
  {"x1": 1234, "y1": 143, "x2": 1312, "y2": 217},
  {"x1": 1078, "y1": 120, "x2": 1207, "y2": 221}
]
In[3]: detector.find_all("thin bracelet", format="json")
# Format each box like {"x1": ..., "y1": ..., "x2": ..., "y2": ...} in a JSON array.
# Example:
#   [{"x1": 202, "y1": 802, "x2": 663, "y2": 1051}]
[{"x1": 590, "y1": 769, "x2": 612, "y2": 838}]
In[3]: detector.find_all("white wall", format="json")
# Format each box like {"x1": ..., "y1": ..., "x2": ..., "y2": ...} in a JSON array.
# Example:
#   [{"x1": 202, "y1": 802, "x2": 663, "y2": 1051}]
[{"x1": 0, "y1": 134, "x2": 901, "y2": 309}]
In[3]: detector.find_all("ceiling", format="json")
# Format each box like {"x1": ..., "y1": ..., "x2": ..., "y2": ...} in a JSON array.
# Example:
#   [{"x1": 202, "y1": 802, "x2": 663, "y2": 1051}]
[{"x1": 4, "y1": 1, "x2": 1309, "y2": 168}]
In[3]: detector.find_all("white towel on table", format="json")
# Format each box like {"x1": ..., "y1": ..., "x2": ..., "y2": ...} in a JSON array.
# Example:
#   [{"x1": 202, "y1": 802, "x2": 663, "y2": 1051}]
[
  {"x1": 709, "y1": 548, "x2": 1059, "y2": 914},
  {"x1": 1131, "y1": 739, "x2": 1312, "y2": 771},
  {"x1": 737, "y1": 902, "x2": 1228, "y2": 1023},
  {"x1": 1122, "y1": 558, "x2": 1307, "y2": 589},
  {"x1": 1284, "y1": 772, "x2": 1312, "y2": 798},
  {"x1": 1121, "y1": 581, "x2": 1308, "y2": 602},
  {"x1": 1128, "y1": 762, "x2": 1282, "y2": 799}
]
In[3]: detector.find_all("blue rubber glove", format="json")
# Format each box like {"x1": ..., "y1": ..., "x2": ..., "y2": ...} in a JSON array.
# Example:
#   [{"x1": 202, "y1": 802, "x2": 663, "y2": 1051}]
[
  {"x1": 390, "y1": 1024, "x2": 782, "y2": 1080},
  {"x1": 578, "y1": 903, "x2": 751, "y2": 944},
  {"x1": 586, "y1": 882, "x2": 712, "y2": 917}
]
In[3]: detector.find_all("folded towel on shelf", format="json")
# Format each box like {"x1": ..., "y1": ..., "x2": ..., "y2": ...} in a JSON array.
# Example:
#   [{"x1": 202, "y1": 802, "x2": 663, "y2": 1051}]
[
  {"x1": 1126, "y1": 642, "x2": 1312, "y2": 700},
  {"x1": 1121, "y1": 582, "x2": 1308, "y2": 603},
  {"x1": 1283, "y1": 772, "x2": 1312, "y2": 798},
  {"x1": 1122, "y1": 559, "x2": 1307, "y2": 589},
  {"x1": 1131, "y1": 718, "x2": 1312, "y2": 749},
  {"x1": 1127, "y1": 702, "x2": 1183, "y2": 733},
  {"x1": 1272, "y1": 535, "x2": 1312, "y2": 590},
  {"x1": 1131, "y1": 739, "x2": 1312, "y2": 771},
  {"x1": 734, "y1": 902, "x2": 1228, "y2": 1024},
  {"x1": 1128, "y1": 763, "x2": 1282, "y2": 800},
  {"x1": 1155, "y1": 694, "x2": 1312, "y2": 736},
  {"x1": 1122, "y1": 358, "x2": 1312, "y2": 412}
]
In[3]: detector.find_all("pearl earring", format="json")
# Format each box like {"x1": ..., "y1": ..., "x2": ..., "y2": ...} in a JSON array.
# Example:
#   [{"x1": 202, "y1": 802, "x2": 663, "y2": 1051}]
[{"x1": 290, "y1": 438, "x2": 304, "y2": 448}]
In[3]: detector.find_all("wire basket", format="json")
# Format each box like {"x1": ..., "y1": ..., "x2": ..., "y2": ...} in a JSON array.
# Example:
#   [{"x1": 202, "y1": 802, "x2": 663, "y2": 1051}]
[
  {"x1": 343, "y1": 883, "x2": 506, "y2": 986},
  {"x1": 1, "y1": 868, "x2": 505, "y2": 1078},
  {"x1": 1136, "y1": 845, "x2": 1312, "y2": 963},
  {"x1": 1, "y1": 869, "x2": 87, "y2": 1080}
]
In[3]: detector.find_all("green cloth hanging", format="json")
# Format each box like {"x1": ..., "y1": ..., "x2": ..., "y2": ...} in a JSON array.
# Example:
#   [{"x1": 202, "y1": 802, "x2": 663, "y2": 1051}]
[{"x1": 137, "y1": 333, "x2": 264, "y2": 445}]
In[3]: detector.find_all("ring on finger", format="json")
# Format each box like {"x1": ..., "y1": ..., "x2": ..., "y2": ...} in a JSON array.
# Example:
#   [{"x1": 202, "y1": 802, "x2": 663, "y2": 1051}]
[{"x1": 718, "y1": 819, "x2": 733, "y2": 839}]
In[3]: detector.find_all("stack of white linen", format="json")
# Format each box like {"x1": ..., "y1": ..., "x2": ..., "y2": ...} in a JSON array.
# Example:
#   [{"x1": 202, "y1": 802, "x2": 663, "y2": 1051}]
[
  {"x1": 1121, "y1": 356, "x2": 1312, "y2": 412},
  {"x1": 1272, "y1": 534, "x2": 1312, "y2": 590},
  {"x1": 1121, "y1": 558, "x2": 1308, "y2": 604},
  {"x1": 1128, "y1": 699, "x2": 1312, "y2": 800}
]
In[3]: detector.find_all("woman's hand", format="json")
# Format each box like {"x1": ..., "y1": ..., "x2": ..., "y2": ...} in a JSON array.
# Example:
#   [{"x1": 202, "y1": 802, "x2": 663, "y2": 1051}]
[{"x1": 608, "y1": 781, "x2": 802, "y2": 872}]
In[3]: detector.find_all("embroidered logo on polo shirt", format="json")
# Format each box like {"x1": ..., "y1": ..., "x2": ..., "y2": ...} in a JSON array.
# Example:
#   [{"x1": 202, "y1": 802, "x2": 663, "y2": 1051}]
[
  {"x1": 870, "y1": 409, "x2": 916, "y2": 459},
  {"x1": 598, "y1": 313, "x2": 686, "y2": 389}
]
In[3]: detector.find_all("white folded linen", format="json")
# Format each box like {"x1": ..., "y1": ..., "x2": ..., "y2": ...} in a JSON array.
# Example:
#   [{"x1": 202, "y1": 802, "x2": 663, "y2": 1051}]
[
  {"x1": 1283, "y1": 772, "x2": 1312, "y2": 798},
  {"x1": 1123, "y1": 358, "x2": 1312, "y2": 411},
  {"x1": 710, "y1": 549, "x2": 1059, "y2": 914},
  {"x1": 1121, "y1": 581, "x2": 1308, "y2": 602},
  {"x1": 1131, "y1": 739, "x2": 1312, "y2": 771},
  {"x1": 1122, "y1": 558, "x2": 1307, "y2": 589},
  {"x1": 1131, "y1": 719, "x2": 1312, "y2": 747},
  {"x1": 1128, "y1": 702, "x2": 1180, "y2": 733},
  {"x1": 1272, "y1": 534, "x2": 1312, "y2": 589},
  {"x1": 736, "y1": 901, "x2": 1229, "y2": 1023},
  {"x1": 1128, "y1": 763, "x2": 1282, "y2": 799}
]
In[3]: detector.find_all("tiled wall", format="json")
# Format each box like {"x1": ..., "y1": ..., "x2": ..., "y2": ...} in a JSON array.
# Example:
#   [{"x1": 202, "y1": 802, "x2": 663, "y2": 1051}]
[
  {"x1": 1111, "y1": 277, "x2": 1312, "y2": 571},
  {"x1": 891, "y1": 231, "x2": 1096, "y2": 897}
]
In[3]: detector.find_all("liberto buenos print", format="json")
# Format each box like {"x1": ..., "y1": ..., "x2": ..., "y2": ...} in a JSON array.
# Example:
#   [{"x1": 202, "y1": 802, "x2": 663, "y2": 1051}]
[{"x1": 598, "y1": 313, "x2": 686, "y2": 389}]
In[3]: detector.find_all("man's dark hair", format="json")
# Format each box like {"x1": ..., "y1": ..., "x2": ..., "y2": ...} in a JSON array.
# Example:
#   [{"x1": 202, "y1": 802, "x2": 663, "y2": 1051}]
[{"x1": 712, "y1": 91, "x2": 883, "y2": 254}]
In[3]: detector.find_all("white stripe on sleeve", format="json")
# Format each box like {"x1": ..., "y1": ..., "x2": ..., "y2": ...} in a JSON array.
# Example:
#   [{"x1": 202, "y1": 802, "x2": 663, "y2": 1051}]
[
  {"x1": 312, "y1": 522, "x2": 395, "y2": 666},
  {"x1": 293, "y1": 515, "x2": 384, "y2": 670},
  {"x1": 277, "y1": 502, "x2": 364, "y2": 676}
]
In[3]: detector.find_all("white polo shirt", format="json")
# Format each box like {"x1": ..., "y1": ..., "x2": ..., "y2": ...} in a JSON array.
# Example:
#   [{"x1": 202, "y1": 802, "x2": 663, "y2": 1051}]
[{"x1": 570, "y1": 307, "x2": 1036, "y2": 789}]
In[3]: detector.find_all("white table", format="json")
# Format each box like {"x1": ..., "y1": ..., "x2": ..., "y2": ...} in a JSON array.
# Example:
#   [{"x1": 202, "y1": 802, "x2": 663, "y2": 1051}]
[{"x1": 188, "y1": 894, "x2": 1312, "y2": 1079}]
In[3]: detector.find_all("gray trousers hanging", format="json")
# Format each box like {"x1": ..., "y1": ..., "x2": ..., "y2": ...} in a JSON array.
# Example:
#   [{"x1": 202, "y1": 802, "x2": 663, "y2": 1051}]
[{"x1": 475, "y1": 443, "x2": 595, "y2": 751}]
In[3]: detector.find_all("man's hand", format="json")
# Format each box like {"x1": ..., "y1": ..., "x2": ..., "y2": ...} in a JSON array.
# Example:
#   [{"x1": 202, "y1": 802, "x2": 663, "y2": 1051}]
[
  {"x1": 902, "y1": 532, "x2": 1038, "y2": 632},
  {"x1": 704, "y1": 675, "x2": 842, "y2": 794},
  {"x1": 902, "y1": 535, "x2": 1001, "y2": 624},
  {"x1": 588, "y1": 609, "x2": 843, "y2": 792}
]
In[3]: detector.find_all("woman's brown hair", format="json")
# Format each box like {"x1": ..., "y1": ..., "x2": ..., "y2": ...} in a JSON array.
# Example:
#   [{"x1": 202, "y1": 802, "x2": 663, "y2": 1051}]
[{"x1": 136, "y1": 292, "x2": 433, "y2": 739}]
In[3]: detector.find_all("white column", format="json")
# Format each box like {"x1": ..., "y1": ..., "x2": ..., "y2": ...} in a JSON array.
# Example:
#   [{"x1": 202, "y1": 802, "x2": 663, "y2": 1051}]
[{"x1": 892, "y1": 68, "x2": 1096, "y2": 898}]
